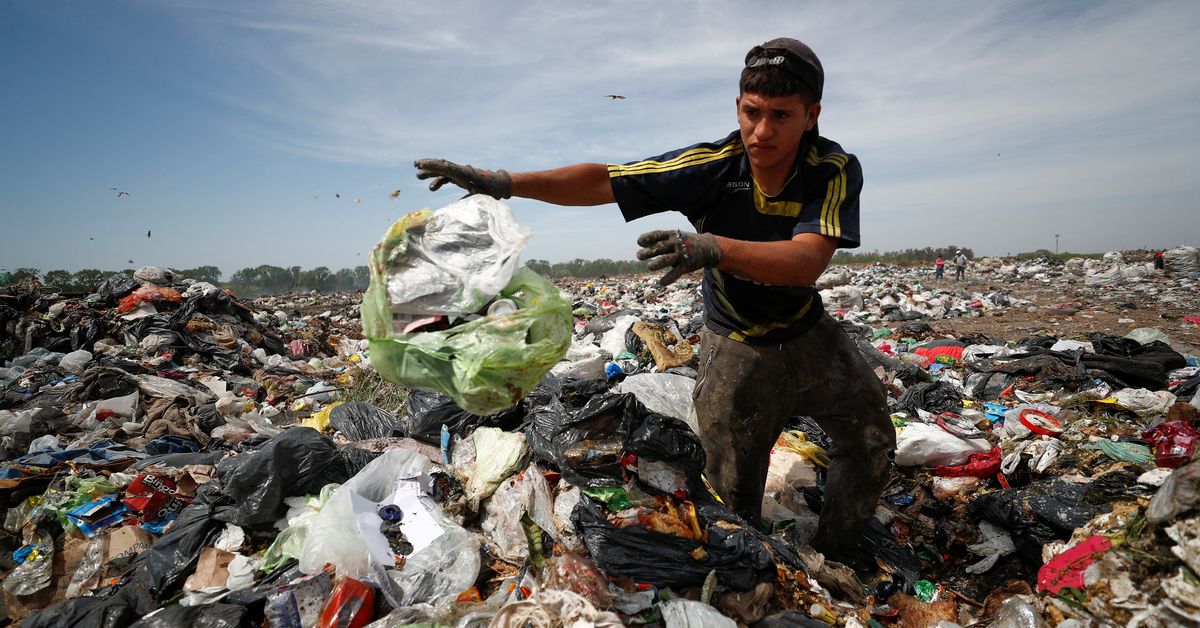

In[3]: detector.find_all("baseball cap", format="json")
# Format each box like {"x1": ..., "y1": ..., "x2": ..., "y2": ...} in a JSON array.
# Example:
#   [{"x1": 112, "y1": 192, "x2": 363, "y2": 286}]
[{"x1": 744, "y1": 37, "x2": 824, "y2": 102}]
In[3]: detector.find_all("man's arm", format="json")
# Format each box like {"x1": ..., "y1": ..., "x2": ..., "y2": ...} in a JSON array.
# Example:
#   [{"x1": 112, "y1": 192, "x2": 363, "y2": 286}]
[
  {"x1": 414, "y1": 158, "x2": 614, "y2": 206},
  {"x1": 714, "y1": 233, "x2": 839, "y2": 286},
  {"x1": 510, "y1": 164, "x2": 615, "y2": 206}
]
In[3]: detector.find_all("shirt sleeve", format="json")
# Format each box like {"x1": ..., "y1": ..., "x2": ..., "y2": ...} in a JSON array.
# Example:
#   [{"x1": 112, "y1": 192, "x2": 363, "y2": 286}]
[
  {"x1": 606, "y1": 137, "x2": 738, "y2": 223},
  {"x1": 791, "y1": 152, "x2": 862, "y2": 248}
]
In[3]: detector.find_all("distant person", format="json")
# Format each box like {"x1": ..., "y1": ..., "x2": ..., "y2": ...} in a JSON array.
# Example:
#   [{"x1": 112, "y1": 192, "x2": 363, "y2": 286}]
[
  {"x1": 954, "y1": 250, "x2": 967, "y2": 281},
  {"x1": 934, "y1": 255, "x2": 945, "y2": 279},
  {"x1": 1155, "y1": 250, "x2": 1165, "y2": 270},
  {"x1": 415, "y1": 37, "x2": 894, "y2": 569}
]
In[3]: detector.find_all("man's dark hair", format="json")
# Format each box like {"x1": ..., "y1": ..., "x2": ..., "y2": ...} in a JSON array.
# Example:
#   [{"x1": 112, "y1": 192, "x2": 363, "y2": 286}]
[{"x1": 739, "y1": 65, "x2": 816, "y2": 105}]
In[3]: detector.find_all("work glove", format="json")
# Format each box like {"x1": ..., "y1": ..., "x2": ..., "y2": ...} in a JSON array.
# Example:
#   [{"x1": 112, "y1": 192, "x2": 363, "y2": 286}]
[
  {"x1": 413, "y1": 158, "x2": 512, "y2": 199},
  {"x1": 636, "y1": 230, "x2": 723, "y2": 286}
]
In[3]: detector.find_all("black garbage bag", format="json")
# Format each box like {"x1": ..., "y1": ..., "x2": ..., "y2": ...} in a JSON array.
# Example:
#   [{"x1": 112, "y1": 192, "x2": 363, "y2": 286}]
[
  {"x1": 210, "y1": 427, "x2": 378, "y2": 526},
  {"x1": 73, "y1": 366, "x2": 139, "y2": 402},
  {"x1": 401, "y1": 390, "x2": 526, "y2": 445},
  {"x1": 1090, "y1": 334, "x2": 1187, "y2": 371},
  {"x1": 892, "y1": 381, "x2": 963, "y2": 416},
  {"x1": 329, "y1": 401, "x2": 404, "y2": 441},
  {"x1": 127, "y1": 602, "x2": 247, "y2": 628},
  {"x1": 573, "y1": 492, "x2": 787, "y2": 591},
  {"x1": 530, "y1": 392, "x2": 709, "y2": 496},
  {"x1": 20, "y1": 593, "x2": 139, "y2": 628},
  {"x1": 95, "y1": 273, "x2": 140, "y2": 304},
  {"x1": 968, "y1": 479, "x2": 1106, "y2": 565},
  {"x1": 121, "y1": 490, "x2": 226, "y2": 614},
  {"x1": 559, "y1": 377, "x2": 613, "y2": 407},
  {"x1": 71, "y1": 317, "x2": 109, "y2": 352}
]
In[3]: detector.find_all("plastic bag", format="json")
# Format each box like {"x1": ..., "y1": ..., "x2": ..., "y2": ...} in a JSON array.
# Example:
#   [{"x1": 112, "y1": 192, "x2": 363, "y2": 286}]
[
  {"x1": 894, "y1": 422, "x2": 992, "y2": 467},
  {"x1": 528, "y1": 393, "x2": 705, "y2": 489},
  {"x1": 129, "y1": 603, "x2": 246, "y2": 627},
  {"x1": 60, "y1": 349, "x2": 93, "y2": 375},
  {"x1": 660, "y1": 599, "x2": 738, "y2": 628},
  {"x1": 117, "y1": 285, "x2": 182, "y2": 314},
  {"x1": 1147, "y1": 458, "x2": 1200, "y2": 524},
  {"x1": 299, "y1": 447, "x2": 439, "y2": 579},
  {"x1": 211, "y1": 428, "x2": 376, "y2": 526},
  {"x1": 365, "y1": 262, "x2": 572, "y2": 414},
  {"x1": 1142, "y1": 421, "x2": 1199, "y2": 469},
  {"x1": 401, "y1": 390, "x2": 527, "y2": 445},
  {"x1": 613, "y1": 373, "x2": 696, "y2": 424},
  {"x1": 328, "y1": 401, "x2": 403, "y2": 441},
  {"x1": 464, "y1": 427, "x2": 530, "y2": 504}
]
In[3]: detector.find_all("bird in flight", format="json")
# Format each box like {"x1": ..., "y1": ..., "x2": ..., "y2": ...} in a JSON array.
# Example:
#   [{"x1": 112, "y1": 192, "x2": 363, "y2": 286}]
[
  {"x1": 605, "y1": 95, "x2": 626, "y2": 100},
  {"x1": 389, "y1": 189, "x2": 401, "y2": 200},
  {"x1": 336, "y1": 193, "x2": 341, "y2": 198},
  {"x1": 115, "y1": 191, "x2": 130, "y2": 198},
  {"x1": 146, "y1": 230, "x2": 152, "y2": 238},
  {"x1": 127, "y1": 259, "x2": 134, "y2": 264}
]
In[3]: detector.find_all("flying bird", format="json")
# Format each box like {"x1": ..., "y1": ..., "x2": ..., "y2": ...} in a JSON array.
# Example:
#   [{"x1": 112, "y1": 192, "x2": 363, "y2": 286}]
[
  {"x1": 116, "y1": 191, "x2": 129, "y2": 198},
  {"x1": 605, "y1": 95, "x2": 626, "y2": 100},
  {"x1": 127, "y1": 259, "x2": 134, "y2": 264},
  {"x1": 389, "y1": 189, "x2": 401, "y2": 200},
  {"x1": 336, "y1": 193, "x2": 341, "y2": 198},
  {"x1": 146, "y1": 230, "x2": 151, "y2": 238}
]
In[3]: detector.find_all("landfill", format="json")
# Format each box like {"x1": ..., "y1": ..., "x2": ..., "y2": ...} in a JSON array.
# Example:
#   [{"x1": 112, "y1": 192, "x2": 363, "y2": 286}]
[{"x1": 3, "y1": 206, "x2": 1200, "y2": 626}]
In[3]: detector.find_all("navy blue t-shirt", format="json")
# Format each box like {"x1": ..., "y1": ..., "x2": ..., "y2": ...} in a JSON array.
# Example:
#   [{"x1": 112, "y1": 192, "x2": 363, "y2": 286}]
[{"x1": 608, "y1": 130, "x2": 863, "y2": 343}]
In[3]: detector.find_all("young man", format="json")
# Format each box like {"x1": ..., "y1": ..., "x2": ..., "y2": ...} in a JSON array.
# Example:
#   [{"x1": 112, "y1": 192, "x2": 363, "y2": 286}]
[
  {"x1": 954, "y1": 250, "x2": 968, "y2": 281},
  {"x1": 414, "y1": 38, "x2": 895, "y2": 566},
  {"x1": 935, "y1": 256, "x2": 945, "y2": 280}
]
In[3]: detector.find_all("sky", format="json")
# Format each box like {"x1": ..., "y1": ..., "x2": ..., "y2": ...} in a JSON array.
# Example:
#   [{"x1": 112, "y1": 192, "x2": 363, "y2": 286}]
[{"x1": 2, "y1": 0, "x2": 1198, "y2": 278}]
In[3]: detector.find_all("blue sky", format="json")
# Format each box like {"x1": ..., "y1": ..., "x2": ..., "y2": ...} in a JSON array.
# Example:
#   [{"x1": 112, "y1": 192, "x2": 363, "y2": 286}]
[{"x1": 2, "y1": 0, "x2": 1198, "y2": 278}]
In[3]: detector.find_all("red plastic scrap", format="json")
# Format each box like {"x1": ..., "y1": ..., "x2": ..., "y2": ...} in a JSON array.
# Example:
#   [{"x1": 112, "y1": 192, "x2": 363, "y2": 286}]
[
  {"x1": 117, "y1": 285, "x2": 182, "y2": 313},
  {"x1": 1142, "y1": 421, "x2": 1200, "y2": 469},
  {"x1": 932, "y1": 447, "x2": 1002, "y2": 478},
  {"x1": 1037, "y1": 535, "x2": 1113, "y2": 595},
  {"x1": 319, "y1": 577, "x2": 374, "y2": 628},
  {"x1": 1183, "y1": 316, "x2": 1200, "y2": 326}
]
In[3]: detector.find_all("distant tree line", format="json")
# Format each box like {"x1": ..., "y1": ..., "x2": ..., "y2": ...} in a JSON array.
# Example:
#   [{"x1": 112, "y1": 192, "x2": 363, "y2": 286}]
[
  {"x1": 525, "y1": 258, "x2": 650, "y2": 278},
  {"x1": 832, "y1": 245, "x2": 975, "y2": 265},
  {"x1": 3, "y1": 265, "x2": 370, "y2": 296}
]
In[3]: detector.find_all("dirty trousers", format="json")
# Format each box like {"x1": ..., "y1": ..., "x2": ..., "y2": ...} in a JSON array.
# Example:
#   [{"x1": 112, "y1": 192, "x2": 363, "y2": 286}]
[{"x1": 692, "y1": 313, "x2": 896, "y2": 559}]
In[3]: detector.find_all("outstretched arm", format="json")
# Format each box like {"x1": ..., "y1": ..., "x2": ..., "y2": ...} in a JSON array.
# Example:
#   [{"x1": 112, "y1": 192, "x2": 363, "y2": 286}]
[
  {"x1": 414, "y1": 159, "x2": 614, "y2": 206},
  {"x1": 511, "y1": 164, "x2": 614, "y2": 206}
]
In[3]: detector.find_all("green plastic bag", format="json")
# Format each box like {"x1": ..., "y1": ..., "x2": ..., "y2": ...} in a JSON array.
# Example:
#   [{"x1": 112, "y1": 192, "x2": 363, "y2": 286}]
[{"x1": 362, "y1": 211, "x2": 572, "y2": 415}]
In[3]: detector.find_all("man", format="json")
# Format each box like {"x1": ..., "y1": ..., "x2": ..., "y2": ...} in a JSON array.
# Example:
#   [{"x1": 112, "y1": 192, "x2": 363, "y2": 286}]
[
  {"x1": 954, "y1": 250, "x2": 967, "y2": 281},
  {"x1": 934, "y1": 255, "x2": 945, "y2": 280},
  {"x1": 414, "y1": 38, "x2": 894, "y2": 566}
]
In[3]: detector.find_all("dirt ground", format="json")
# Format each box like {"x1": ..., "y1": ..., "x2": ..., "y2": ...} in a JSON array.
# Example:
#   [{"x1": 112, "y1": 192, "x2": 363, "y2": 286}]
[{"x1": 917, "y1": 273, "x2": 1200, "y2": 350}]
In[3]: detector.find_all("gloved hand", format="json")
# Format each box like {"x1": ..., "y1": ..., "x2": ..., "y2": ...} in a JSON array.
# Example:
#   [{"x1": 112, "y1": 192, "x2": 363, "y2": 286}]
[
  {"x1": 636, "y1": 230, "x2": 723, "y2": 286},
  {"x1": 413, "y1": 158, "x2": 512, "y2": 199}
]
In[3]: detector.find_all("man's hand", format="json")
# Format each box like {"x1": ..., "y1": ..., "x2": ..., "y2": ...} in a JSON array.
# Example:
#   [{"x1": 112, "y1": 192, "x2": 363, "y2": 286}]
[
  {"x1": 413, "y1": 158, "x2": 512, "y2": 199},
  {"x1": 636, "y1": 230, "x2": 723, "y2": 286}
]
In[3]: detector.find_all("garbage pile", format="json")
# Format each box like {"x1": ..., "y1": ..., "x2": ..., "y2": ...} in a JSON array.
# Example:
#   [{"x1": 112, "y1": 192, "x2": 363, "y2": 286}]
[{"x1": 4, "y1": 228, "x2": 1200, "y2": 626}]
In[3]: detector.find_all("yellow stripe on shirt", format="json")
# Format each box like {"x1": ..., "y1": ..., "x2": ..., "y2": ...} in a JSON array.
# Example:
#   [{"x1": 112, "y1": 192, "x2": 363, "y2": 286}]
[{"x1": 608, "y1": 142, "x2": 743, "y2": 177}]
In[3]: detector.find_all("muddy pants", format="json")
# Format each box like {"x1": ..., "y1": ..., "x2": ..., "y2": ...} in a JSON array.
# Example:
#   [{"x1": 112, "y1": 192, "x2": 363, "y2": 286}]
[{"x1": 692, "y1": 313, "x2": 896, "y2": 560}]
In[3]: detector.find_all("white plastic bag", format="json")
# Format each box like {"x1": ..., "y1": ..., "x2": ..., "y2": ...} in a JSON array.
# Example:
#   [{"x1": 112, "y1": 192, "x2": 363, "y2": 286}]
[
  {"x1": 299, "y1": 448, "x2": 435, "y2": 579},
  {"x1": 661, "y1": 599, "x2": 737, "y2": 628},
  {"x1": 59, "y1": 350, "x2": 93, "y2": 375},
  {"x1": 894, "y1": 422, "x2": 991, "y2": 467},
  {"x1": 613, "y1": 373, "x2": 696, "y2": 423},
  {"x1": 464, "y1": 428, "x2": 530, "y2": 505}
]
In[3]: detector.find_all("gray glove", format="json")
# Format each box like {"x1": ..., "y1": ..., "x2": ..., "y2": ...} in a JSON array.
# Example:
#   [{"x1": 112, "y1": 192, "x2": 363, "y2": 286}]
[
  {"x1": 636, "y1": 230, "x2": 723, "y2": 286},
  {"x1": 413, "y1": 158, "x2": 512, "y2": 199}
]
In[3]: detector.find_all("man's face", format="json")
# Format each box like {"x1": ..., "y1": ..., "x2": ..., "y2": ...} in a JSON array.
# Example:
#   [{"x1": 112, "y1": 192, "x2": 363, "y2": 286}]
[{"x1": 736, "y1": 92, "x2": 820, "y2": 174}]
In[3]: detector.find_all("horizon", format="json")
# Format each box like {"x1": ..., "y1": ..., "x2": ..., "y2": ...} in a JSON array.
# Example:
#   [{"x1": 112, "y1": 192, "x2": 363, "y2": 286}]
[{"x1": 2, "y1": 1, "x2": 1198, "y2": 273}]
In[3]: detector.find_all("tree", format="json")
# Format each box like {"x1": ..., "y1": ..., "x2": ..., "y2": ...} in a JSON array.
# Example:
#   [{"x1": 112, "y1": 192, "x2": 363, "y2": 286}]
[
  {"x1": 71, "y1": 269, "x2": 108, "y2": 291},
  {"x1": 42, "y1": 270, "x2": 73, "y2": 289},
  {"x1": 300, "y1": 266, "x2": 334, "y2": 292},
  {"x1": 333, "y1": 267, "x2": 357, "y2": 291},
  {"x1": 179, "y1": 265, "x2": 221, "y2": 283},
  {"x1": 12, "y1": 267, "x2": 40, "y2": 282},
  {"x1": 353, "y1": 265, "x2": 370, "y2": 289},
  {"x1": 526, "y1": 259, "x2": 552, "y2": 277}
]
